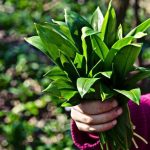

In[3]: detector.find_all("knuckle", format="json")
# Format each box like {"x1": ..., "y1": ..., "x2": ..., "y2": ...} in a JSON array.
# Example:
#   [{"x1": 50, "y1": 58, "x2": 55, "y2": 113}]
[{"x1": 84, "y1": 116, "x2": 93, "y2": 124}]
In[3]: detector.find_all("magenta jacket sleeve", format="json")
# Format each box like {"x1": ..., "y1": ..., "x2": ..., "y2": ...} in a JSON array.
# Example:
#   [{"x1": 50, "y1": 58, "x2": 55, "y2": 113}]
[{"x1": 71, "y1": 94, "x2": 150, "y2": 150}]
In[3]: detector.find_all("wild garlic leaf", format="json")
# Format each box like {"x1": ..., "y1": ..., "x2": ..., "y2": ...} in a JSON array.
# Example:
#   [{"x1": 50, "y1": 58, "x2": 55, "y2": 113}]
[
  {"x1": 60, "y1": 53, "x2": 80, "y2": 83},
  {"x1": 91, "y1": 7, "x2": 104, "y2": 32},
  {"x1": 126, "y1": 18, "x2": 150, "y2": 37},
  {"x1": 77, "y1": 78, "x2": 99, "y2": 98},
  {"x1": 65, "y1": 10, "x2": 91, "y2": 53},
  {"x1": 44, "y1": 22, "x2": 75, "y2": 45},
  {"x1": 36, "y1": 24, "x2": 77, "y2": 60},
  {"x1": 104, "y1": 37, "x2": 134, "y2": 70},
  {"x1": 125, "y1": 67, "x2": 150, "y2": 87},
  {"x1": 113, "y1": 44, "x2": 142, "y2": 80},
  {"x1": 43, "y1": 66, "x2": 68, "y2": 81},
  {"x1": 117, "y1": 24, "x2": 123, "y2": 40},
  {"x1": 91, "y1": 35, "x2": 109, "y2": 60},
  {"x1": 100, "y1": 1, "x2": 117, "y2": 48},
  {"x1": 100, "y1": 83, "x2": 115, "y2": 101},
  {"x1": 42, "y1": 82, "x2": 61, "y2": 98},
  {"x1": 114, "y1": 88, "x2": 141, "y2": 105},
  {"x1": 25, "y1": 36, "x2": 49, "y2": 57}
]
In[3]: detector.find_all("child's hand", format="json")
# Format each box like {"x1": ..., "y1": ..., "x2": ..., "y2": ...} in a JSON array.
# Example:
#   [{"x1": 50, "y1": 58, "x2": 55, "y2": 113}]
[{"x1": 71, "y1": 100, "x2": 123, "y2": 132}]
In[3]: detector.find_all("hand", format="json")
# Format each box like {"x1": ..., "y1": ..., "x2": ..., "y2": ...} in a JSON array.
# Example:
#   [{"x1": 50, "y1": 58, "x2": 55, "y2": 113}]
[{"x1": 71, "y1": 99, "x2": 123, "y2": 132}]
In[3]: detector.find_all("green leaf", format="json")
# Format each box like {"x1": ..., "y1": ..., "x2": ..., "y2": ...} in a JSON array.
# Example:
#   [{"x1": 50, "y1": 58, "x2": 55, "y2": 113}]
[
  {"x1": 35, "y1": 24, "x2": 77, "y2": 60},
  {"x1": 104, "y1": 37, "x2": 135, "y2": 70},
  {"x1": 61, "y1": 94, "x2": 81, "y2": 107},
  {"x1": 125, "y1": 67, "x2": 150, "y2": 87},
  {"x1": 113, "y1": 44, "x2": 142, "y2": 80},
  {"x1": 77, "y1": 78, "x2": 99, "y2": 98},
  {"x1": 42, "y1": 82, "x2": 61, "y2": 98},
  {"x1": 65, "y1": 10, "x2": 91, "y2": 53},
  {"x1": 25, "y1": 36, "x2": 49, "y2": 57},
  {"x1": 126, "y1": 18, "x2": 150, "y2": 37},
  {"x1": 91, "y1": 35, "x2": 109, "y2": 60},
  {"x1": 100, "y1": 1, "x2": 117, "y2": 48},
  {"x1": 117, "y1": 24, "x2": 123, "y2": 39},
  {"x1": 60, "y1": 53, "x2": 80, "y2": 83},
  {"x1": 81, "y1": 27, "x2": 99, "y2": 73},
  {"x1": 44, "y1": 66, "x2": 68, "y2": 81},
  {"x1": 114, "y1": 88, "x2": 141, "y2": 105},
  {"x1": 88, "y1": 60, "x2": 102, "y2": 77},
  {"x1": 44, "y1": 22, "x2": 75, "y2": 45},
  {"x1": 94, "y1": 71, "x2": 112, "y2": 79},
  {"x1": 91, "y1": 7, "x2": 104, "y2": 32},
  {"x1": 100, "y1": 83, "x2": 115, "y2": 101},
  {"x1": 133, "y1": 32, "x2": 147, "y2": 39}
]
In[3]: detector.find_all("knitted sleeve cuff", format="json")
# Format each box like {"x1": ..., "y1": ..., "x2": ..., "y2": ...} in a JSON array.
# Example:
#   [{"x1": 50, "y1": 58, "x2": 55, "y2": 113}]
[{"x1": 71, "y1": 120, "x2": 100, "y2": 150}]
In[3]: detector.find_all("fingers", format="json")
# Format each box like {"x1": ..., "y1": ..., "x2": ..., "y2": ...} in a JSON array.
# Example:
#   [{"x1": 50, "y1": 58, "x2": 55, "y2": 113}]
[
  {"x1": 74, "y1": 99, "x2": 118, "y2": 115},
  {"x1": 75, "y1": 120, "x2": 117, "y2": 132},
  {"x1": 71, "y1": 107, "x2": 122, "y2": 125}
]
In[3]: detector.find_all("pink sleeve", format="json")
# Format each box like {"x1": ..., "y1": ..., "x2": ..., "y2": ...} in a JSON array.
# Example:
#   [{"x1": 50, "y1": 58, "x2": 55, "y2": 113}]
[{"x1": 71, "y1": 94, "x2": 150, "y2": 150}]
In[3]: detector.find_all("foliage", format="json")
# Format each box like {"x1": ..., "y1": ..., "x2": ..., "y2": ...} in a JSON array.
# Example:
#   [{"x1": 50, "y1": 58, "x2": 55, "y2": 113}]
[
  {"x1": 26, "y1": 1, "x2": 150, "y2": 150},
  {"x1": 0, "y1": 0, "x2": 150, "y2": 149}
]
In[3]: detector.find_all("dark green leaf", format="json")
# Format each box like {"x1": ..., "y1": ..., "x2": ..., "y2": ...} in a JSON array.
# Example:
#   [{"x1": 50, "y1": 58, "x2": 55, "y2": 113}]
[
  {"x1": 104, "y1": 37, "x2": 134, "y2": 70},
  {"x1": 100, "y1": 83, "x2": 115, "y2": 101},
  {"x1": 35, "y1": 24, "x2": 77, "y2": 60},
  {"x1": 113, "y1": 44, "x2": 142, "y2": 79},
  {"x1": 125, "y1": 67, "x2": 150, "y2": 87},
  {"x1": 43, "y1": 66, "x2": 68, "y2": 81},
  {"x1": 42, "y1": 82, "x2": 61, "y2": 98},
  {"x1": 65, "y1": 10, "x2": 92, "y2": 53},
  {"x1": 91, "y1": 35, "x2": 109, "y2": 60}
]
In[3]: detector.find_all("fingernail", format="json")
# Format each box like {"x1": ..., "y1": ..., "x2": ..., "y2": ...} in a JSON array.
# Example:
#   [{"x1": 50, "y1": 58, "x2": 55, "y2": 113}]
[
  {"x1": 112, "y1": 120, "x2": 117, "y2": 125},
  {"x1": 112, "y1": 101, "x2": 118, "y2": 108},
  {"x1": 117, "y1": 108, "x2": 122, "y2": 115},
  {"x1": 89, "y1": 127, "x2": 95, "y2": 131}
]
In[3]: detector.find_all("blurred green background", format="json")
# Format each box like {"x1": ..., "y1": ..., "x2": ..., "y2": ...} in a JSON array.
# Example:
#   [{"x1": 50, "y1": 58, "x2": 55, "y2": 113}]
[{"x1": 0, "y1": 0, "x2": 150, "y2": 150}]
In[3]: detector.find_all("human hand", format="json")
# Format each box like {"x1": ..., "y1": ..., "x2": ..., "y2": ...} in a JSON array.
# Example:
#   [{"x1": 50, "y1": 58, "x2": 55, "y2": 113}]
[{"x1": 71, "y1": 100, "x2": 123, "y2": 132}]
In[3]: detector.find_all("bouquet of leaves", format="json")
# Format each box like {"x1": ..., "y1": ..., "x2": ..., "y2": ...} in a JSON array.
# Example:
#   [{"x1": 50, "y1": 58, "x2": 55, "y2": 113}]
[{"x1": 25, "y1": 1, "x2": 150, "y2": 149}]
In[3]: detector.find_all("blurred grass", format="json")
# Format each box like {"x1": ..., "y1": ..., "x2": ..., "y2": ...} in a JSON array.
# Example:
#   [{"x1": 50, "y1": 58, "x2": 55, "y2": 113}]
[{"x1": 0, "y1": 0, "x2": 150, "y2": 150}]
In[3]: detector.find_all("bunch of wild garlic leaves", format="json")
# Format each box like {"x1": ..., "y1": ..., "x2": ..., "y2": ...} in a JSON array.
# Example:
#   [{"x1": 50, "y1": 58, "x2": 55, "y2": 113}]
[{"x1": 25, "y1": 1, "x2": 150, "y2": 150}]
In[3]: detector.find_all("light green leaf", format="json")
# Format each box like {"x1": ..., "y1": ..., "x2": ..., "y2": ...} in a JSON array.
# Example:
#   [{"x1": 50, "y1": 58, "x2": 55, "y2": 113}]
[
  {"x1": 113, "y1": 44, "x2": 142, "y2": 79},
  {"x1": 77, "y1": 78, "x2": 99, "y2": 98},
  {"x1": 133, "y1": 32, "x2": 147, "y2": 39},
  {"x1": 117, "y1": 24, "x2": 123, "y2": 39},
  {"x1": 91, "y1": 35, "x2": 109, "y2": 60},
  {"x1": 100, "y1": 1, "x2": 117, "y2": 47},
  {"x1": 25, "y1": 36, "x2": 49, "y2": 57},
  {"x1": 114, "y1": 88, "x2": 141, "y2": 105},
  {"x1": 94, "y1": 71, "x2": 112, "y2": 79},
  {"x1": 126, "y1": 18, "x2": 150, "y2": 37},
  {"x1": 91, "y1": 7, "x2": 104, "y2": 32}
]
